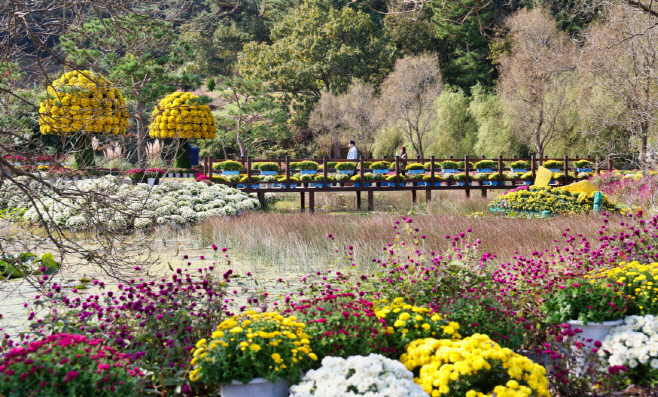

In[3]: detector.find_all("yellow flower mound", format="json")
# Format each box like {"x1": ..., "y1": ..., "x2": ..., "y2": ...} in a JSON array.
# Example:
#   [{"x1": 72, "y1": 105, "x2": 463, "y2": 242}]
[
  {"x1": 189, "y1": 311, "x2": 316, "y2": 384},
  {"x1": 589, "y1": 261, "x2": 658, "y2": 314},
  {"x1": 39, "y1": 70, "x2": 129, "y2": 135},
  {"x1": 400, "y1": 334, "x2": 550, "y2": 397},
  {"x1": 148, "y1": 92, "x2": 216, "y2": 139}
]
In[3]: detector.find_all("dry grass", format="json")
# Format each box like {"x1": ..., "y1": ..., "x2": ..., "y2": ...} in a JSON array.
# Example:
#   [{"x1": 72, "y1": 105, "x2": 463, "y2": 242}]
[{"x1": 160, "y1": 196, "x2": 607, "y2": 275}]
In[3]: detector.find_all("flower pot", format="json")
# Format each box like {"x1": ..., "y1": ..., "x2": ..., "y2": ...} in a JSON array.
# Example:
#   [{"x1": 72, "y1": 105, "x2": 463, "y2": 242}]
[
  {"x1": 407, "y1": 169, "x2": 424, "y2": 174},
  {"x1": 280, "y1": 183, "x2": 297, "y2": 189},
  {"x1": 92, "y1": 176, "x2": 98, "y2": 179},
  {"x1": 220, "y1": 377, "x2": 289, "y2": 397},
  {"x1": 147, "y1": 178, "x2": 156, "y2": 186},
  {"x1": 260, "y1": 171, "x2": 278, "y2": 176},
  {"x1": 476, "y1": 168, "x2": 493, "y2": 173},
  {"x1": 300, "y1": 170, "x2": 317, "y2": 174},
  {"x1": 547, "y1": 168, "x2": 561, "y2": 173},
  {"x1": 577, "y1": 168, "x2": 593, "y2": 173},
  {"x1": 567, "y1": 319, "x2": 623, "y2": 375},
  {"x1": 442, "y1": 169, "x2": 458, "y2": 174},
  {"x1": 182, "y1": 173, "x2": 189, "y2": 178},
  {"x1": 354, "y1": 182, "x2": 371, "y2": 187},
  {"x1": 250, "y1": 184, "x2": 260, "y2": 189},
  {"x1": 168, "y1": 173, "x2": 174, "y2": 178},
  {"x1": 373, "y1": 169, "x2": 388, "y2": 174},
  {"x1": 511, "y1": 168, "x2": 527, "y2": 173},
  {"x1": 175, "y1": 173, "x2": 181, "y2": 178},
  {"x1": 523, "y1": 181, "x2": 532, "y2": 185},
  {"x1": 489, "y1": 181, "x2": 499, "y2": 186},
  {"x1": 223, "y1": 170, "x2": 240, "y2": 176},
  {"x1": 336, "y1": 170, "x2": 353, "y2": 174}
]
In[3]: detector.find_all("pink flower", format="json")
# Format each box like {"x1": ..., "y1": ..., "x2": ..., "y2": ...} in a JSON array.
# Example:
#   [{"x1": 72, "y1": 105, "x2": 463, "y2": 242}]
[{"x1": 64, "y1": 370, "x2": 79, "y2": 382}]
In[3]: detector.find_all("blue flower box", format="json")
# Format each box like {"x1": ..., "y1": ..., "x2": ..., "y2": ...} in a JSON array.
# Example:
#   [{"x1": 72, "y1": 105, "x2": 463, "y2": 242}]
[
  {"x1": 488, "y1": 181, "x2": 499, "y2": 186},
  {"x1": 337, "y1": 170, "x2": 354, "y2": 174},
  {"x1": 476, "y1": 168, "x2": 493, "y2": 173},
  {"x1": 511, "y1": 168, "x2": 527, "y2": 173},
  {"x1": 442, "y1": 169, "x2": 458, "y2": 174},
  {"x1": 386, "y1": 182, "x2": 406, "y2": 187},
  {"x1": 300, "y1": 170, "x2": 317, "y2": 174},
  {"x1": 353, "y1": 183, "x2": 372, "y2": 187},
  {"x1": 250, "y1": 184, "x2": 260, "y2": 189},
  {"x1": 407, "y1": 169, "x2": 425, "y2": 174},
  {"x1": 456, "y1": 182, "x2": 472, "y2": 186},
  {"x1": 237, "y1": 184, "x2": 244, "y2": 188},
  {"x1": 260, "y1": 170, "x2": 278, "y2": 176},
  {"x1": 373, "y1": 169, "x2": 388, "y2": 174},
  {"x1": 547, "y1": 168, "x2": 561, "y2": 173},
  {"x1": 577, "y1": 168, "x2": 593, "y2": 173},
  {"x1": 523, "y1": 181, "x2": 532, "y2": 185},
  {"x1": 280, "y1": 183, "x2": 297, "y2": 188},
  {"x1": 223, "y1": 170, "x2": 240, "y2": 175}
]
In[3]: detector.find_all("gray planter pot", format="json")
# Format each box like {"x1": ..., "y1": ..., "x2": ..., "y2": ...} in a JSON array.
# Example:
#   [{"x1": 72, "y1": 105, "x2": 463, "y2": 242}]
[{"x1": 220, "y1": 378, "x2": 289, "y2": 397}]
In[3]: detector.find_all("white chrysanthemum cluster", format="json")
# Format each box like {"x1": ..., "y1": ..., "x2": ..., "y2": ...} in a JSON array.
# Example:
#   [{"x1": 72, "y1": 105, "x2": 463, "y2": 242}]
[
  {"x1": 600, "y1": 315, "x2": 658, "y2": 369},
  {"x1": 289, "y1": 354, "x2": 429, "y2": 397},
  {"x1": 5, "y1": 176, "x2": 260, "y2": 230}
]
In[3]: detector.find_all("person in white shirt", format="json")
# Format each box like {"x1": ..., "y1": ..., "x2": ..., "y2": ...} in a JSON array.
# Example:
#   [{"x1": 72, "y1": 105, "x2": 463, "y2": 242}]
[{"x1": 347, "y1": 140, "x2": 358, "y2": 160}]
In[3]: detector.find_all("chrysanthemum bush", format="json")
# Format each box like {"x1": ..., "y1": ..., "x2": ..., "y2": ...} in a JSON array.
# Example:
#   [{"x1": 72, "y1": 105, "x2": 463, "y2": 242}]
[
  {"x1": 2, "y1": 261, "x2": 234, "y2": 395},
  {"x1": 1, "y1": 176, "x2": 260, "y2": 229},
  {"x1": 0, "y1": 333, "x2": 143, "y2": 397},
  {"x1": 490, "y1": 185, "x2": 620, "y2": 215},
  {"x1": 189, "y1": 312, "x2": 317, "y2": 385},
  {"x1": 289, "y1": 354, "x2": 429, "y2": 397},
  {"x1": 600, "y1": 315, "x2": 658, "y2": 385},
  {"x1": 400, "y1": 335, "x2": 550, "y2": 397},
  {"x1": 590, "y1": 261, "x2": 658, "y2": 315}
]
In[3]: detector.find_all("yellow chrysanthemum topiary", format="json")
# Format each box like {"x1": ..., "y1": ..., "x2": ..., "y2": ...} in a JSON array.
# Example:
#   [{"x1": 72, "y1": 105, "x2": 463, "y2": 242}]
[
  {"x1": 38, "y1": 70, "x2": 129, "y2": 135},
  {"x1": 400, "y1": 335, "x2": 550, "y2": 397},
  {"x1": 148, "y1": 92, "x2": 216, "y2": 140}
]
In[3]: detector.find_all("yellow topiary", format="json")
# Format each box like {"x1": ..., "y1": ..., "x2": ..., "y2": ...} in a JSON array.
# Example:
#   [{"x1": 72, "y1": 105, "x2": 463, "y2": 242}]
[
  {"x1": 38, "y1": 70, "x2": 129, "y2": 135},
  {"x1": 148, "y1": 92, "x2": 216, "y2": 139}
]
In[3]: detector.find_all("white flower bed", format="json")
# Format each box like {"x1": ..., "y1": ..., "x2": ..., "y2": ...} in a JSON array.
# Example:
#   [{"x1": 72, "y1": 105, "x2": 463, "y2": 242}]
[
  {"x1": 2, "y1": 176, "x2": 261, "y2": 229},
  {"x1": 289, "y1": 354, "x2": 429, "y2": 397},
  {"x1": 600, "y1": 315, "x2": 658, "y2": 370}
]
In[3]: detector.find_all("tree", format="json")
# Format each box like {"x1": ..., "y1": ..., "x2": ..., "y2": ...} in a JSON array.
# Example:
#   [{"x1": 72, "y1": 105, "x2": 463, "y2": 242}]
[
  {"x1": 216, "y1": 77, "x2": 289, "y2": 158},
  {"x1": 427, "y1": 87, "x2": 477, "y2": 157},
  {"x1": 239, "y1": 0, "x2": 397, "y2": 98},
  {"x1": 497, "y1": 7, "x2": 578, "y2": 159},
  {"x1": 469, "y1": 84, "x2": 523, "y2": 157},
  {"x1": 308, "y1": 91, "x2": 346, "y2": 158},
  {"x1": 378, "y1": 54, "x2": 443, "y2": 158},
  {"x1": 59, "y1": 14, "x2": 201, "y2": 167},
  {"x1": 579, "y1": 4, "x2": 658, "y2": 161}
]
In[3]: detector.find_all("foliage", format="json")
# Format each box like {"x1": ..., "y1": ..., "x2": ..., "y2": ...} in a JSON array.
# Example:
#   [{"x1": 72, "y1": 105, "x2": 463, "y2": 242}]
[
  {"x1": 148, "y1": 92, "x2": 215, "y2": 139},
  {"x1": 475, "y1": 160, "x2": 497, "y2": 169},
  {"x1": 575, "y1": 160, "x2": 593, "y2": 168},
  {"x1": 0, "y1": 333, "x2": 142, "y2": 397},
  {"x1": 0, "y1": 252, "x2": 59, "y2": 280},
  {"x1": 386, "y1": 175, "x2": 406, "y2": 182},
  {"x1": 541, "y1": 278, "x2": 628, "y2": 323},
  {"x1": 589, "y1": 262, "x2": 658, "y2": 316},
  {"x1": 189, "y1": 312, "x2": 316, "y2": 385},
  {"x1": 371, "y1": 161, "x2": 390, "y2": 169},
  {"x1": 290, "y1": 354, "x2": 428, "y2": 397},
  {"x1": 258, "y1": 162, "x2": 281, "y2": 172},
  {"x1": 473, "y1": 173, "x2": 489, "y2": 181},
  {"x1": 406, "y1": 163, "x2": 425, "y2": 170},
  {"x1": 510, "y1": 161, "x2": 530, "y2": 169},
  {"x1": 335, "y1": 162, "x2": 357, "y2": 171},
  {"x1": 400, "y1": 335, "x2": 550, "y2": 397},
  {"x1": 206, "y1": 78, "x2": 215, "y2": 92},
  {"x1": 240, "y1": 175, "x2": 263, "y2": 183},
  {"x1": 440, "y1": 161, "x2": 460, "y2": 169},
  {"x1": 38, "y1": 70, "x2": 129, "y2": 136},
  {"x1": 458, "y1": 161, "x2": 474, "y2": 169},
  {"x1": 217, "y1": 161, "x2": 244, "y2": 171},
  {"x1": 542, "y1": 160, "x2": 563, "y2": 169},
  {"x1": 298, "y1": 161, "x2": 320, "y2": 171}
]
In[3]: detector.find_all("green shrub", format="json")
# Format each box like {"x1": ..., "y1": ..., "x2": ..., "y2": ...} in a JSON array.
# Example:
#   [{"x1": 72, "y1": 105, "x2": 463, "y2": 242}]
[
  {"x1": 440, "y1": 161, "x2": 460, "y2": 169},
  {"x1": 297, "y1": 161, "x2": 319, "y2": 170},
  {"x1": 370, "y1": 161, "x2": 391, "y2": 169},
  {"x1": 373, "y1": 173, "x2": 386, "y2": 181},
  {"x1": 252, "y1": 163, "x2": 262, "y2": 170},
  {"x1": 575, "y1": 160, "x2": 593, "y2": 169},
  {"x1": 454, "y1": 173, "x2": 466, "y2": 181},
  {"x1": 423, "y1": 162, "x2": 441, "y2": 169},
  {"x1": 385, "y1": 175, "x2": 406, "y2": 181},
  {"x1": 458, "y1": 161, "x2": 475, "y2": 169},
  {"x1": 422, "y1": 174, "x2": 442, "y2": 181},
  {"x1": 473, "y1": 173, "x2": 490, "y2": 180},
  {"x1": 290, "y1": 162, "x2": 301, "y2": 170},
  {"x1": 335, "y1": 173, "x2": 351, "y2": 181},
  {"x1": 506, "y1": 172, "x2": 519, "y2": 180},
  {"x1": 542, "y1": 160, "x2": 563, "y2": 169},
  {"x1": 521, "y1": 172, "x2": 533, "y2": 180},
  {"x1": 578, "y1": 172, "x2": 592, "y2": 179},
  {"x1": 510, "y1": 160, "x2": 530, "y2": 169},
  {"x1": 408, "y1": 173, "x2": 425, "y2": 180},
  {"x1": 363, "y1": 161, "x2": 372, "y2": 168},
  {"x1": 488, "y1": 173, "x2": 500, "y2": 180},
  {"x1": 207, "y1": 78, "x2": 216, "y2": 92},
  {"x1": 211, "y1": 176, "x2": 228, "y2": 183},
  {"x1": 257, "y1": 162, "x2": 281, "y2": 172},
  {"x1": 475, "y1": 160, "x2": 497, "y2": 169},
  {"x1": 350, "y1": 173, "x2": 375, "y2": 181},
  {"x1": 300, "y1": 174, "x2": 315, "y2": 181},
  {"x1": 335, "y1": 162, "x2": 357, "y2": 171},
  {"x1": 314, "y1": 174, "x2": 335, "y2": 182},
  {"x1": 218, "y1": 161, "x2": 244, "y2": 171},
  {"x1": 406, "y1": 163, "x2": 425, "y2": 170},
  {"x1": 240, "y1": 175, "x2": 263, "y2": 183}
]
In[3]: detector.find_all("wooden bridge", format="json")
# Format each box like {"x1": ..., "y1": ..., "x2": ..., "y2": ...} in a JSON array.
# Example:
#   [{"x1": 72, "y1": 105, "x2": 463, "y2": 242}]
[{"x1": 200, "y1": 154, "x2": 614, "y2": 212}]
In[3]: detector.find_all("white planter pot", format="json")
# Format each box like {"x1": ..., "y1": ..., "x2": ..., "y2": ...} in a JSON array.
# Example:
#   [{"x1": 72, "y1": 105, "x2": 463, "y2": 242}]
[
  {"x1": 147, "y1": 178, "x2": 156, "y2": 186},
  {"x1": 92, "y1": 176, "x2": 98, "y2": 179},
  {"x1": 168, "y1": 173, "x2": 174, "y2": 178},
  {"x1": 567, "y1": 319, "x2": 623, "y2": 375},
  {"x1": 220, "y1": 378, "x2": 289, "y2": 397}
]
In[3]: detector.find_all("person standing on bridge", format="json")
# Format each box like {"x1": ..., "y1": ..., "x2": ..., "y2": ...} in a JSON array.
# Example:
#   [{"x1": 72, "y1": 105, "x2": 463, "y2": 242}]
[
  {"x1": 347, "y1": 140, "x2": 359, "y2": 160},
  {"x1": 398, "y1": 146, "x2": 408, "y2": 159}
]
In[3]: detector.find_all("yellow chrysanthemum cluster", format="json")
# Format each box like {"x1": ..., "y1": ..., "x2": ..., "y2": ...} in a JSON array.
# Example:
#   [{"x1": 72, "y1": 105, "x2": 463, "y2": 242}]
[
  {"x1": 490, "y1": 186, "x2": 619, "y2": 215},
  {"x1": 589, "y1": 261, "x2": 658, "y2": 314},
  {"x1": 148, "y1": 92, "x2": 216, "y2": 139},
  {"x1": 39, "y1": 70, "x2": 129, "y2": 135},
  {"x1": 400, "y1": 335, "x2": 550, "y2": 397},
  {"x1": 376, "y1": 297, "x2": 461, "y2": 339},
  {"x1": 189, "y1": 311, "x2": 316, "y2": 383}
]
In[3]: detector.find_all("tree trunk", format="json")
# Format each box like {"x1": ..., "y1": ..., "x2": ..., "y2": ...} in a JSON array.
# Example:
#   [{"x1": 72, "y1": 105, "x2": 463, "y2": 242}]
[
  {"x1": 174, "y1": 139, "x2": 191, "y2": 169},
  {"x1": 135, "y1": 101, "x2": 147, "y2": 168},
  {"x1": 74, "y1": 134, "x2": 95, "y2": 169}
]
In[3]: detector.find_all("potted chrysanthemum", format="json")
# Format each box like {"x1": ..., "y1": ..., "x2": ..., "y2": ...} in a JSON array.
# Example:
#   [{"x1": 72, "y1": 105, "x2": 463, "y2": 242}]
[{"x1": 190, "y1": 312, "x2": 317, "y2": 397}]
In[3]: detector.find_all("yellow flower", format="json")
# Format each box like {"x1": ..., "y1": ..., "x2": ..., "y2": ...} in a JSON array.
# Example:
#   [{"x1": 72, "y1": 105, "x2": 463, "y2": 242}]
[{"x1": 250, "y1": 344, "x2": 261, "y2": 351}]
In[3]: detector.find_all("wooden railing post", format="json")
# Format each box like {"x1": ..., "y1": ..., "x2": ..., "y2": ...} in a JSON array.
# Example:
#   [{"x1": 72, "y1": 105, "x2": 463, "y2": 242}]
[
  {"x1": 323, "y1": 155, "x2": 328, "y2": 187},
  {"x1": 531, "y1": 155, "x2": 536, "y2": 181},
  {"x1": 359, "y1": 155, "x2": 365, "y2": 186},
  {"x1": 277, "y1": 156, "x2": 282, "y2": 172},
  {"x1": 430, "y1": 155, "x2": 435, "y2": 187},
  {"x1": 498, "y1": 155, "x2": 503, "y2": 185},
  {"x1": 607, "y1": 155, "x2": 613, "y2": 171},
  {"x1": 595, "y1": 156, "x2": 601, "y2": 175},
  {"x1": 247, "y1": 156, "x2": 252, "y2": 187},
  {"x1": 285, "y1": 156, "x2": 291, "y2": 187},
  {"x1": 464, "y1": 155, "x2": 470, "y2": 198},
  {"x1": 395, "y1": 155, "x2": 400, "y2": 186},
  {"x1": 563, "y1": 155, "x2": 569, "y2": 185}
]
